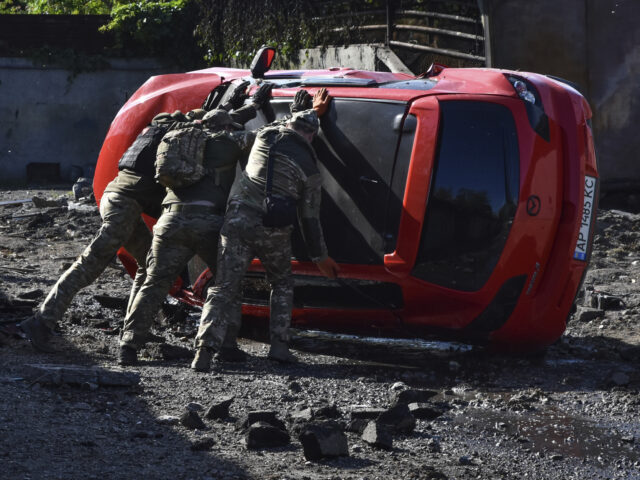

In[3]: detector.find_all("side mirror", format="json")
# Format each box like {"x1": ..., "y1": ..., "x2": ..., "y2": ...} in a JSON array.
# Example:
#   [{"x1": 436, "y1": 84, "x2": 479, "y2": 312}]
[{"x1": 250, "y1": 46, "x2": 276, "y2": 78}]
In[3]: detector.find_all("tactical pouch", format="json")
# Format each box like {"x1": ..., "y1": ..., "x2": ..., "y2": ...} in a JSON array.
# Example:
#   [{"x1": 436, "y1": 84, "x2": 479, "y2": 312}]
[
  {"x1": 262, "y1": 148, "x2": 297, "y2": 228},
  {"x1": 263, "y1": 194, "x2": 297, "y2": 228}
]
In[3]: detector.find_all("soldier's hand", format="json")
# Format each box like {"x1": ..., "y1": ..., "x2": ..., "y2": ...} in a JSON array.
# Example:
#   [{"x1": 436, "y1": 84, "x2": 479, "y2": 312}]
[
  {"x1": 290, "y1": 89, "x2": 313, "y2": 114},
  {"x1": 252, "y1": 83, "x2": 274, "y2": 110},
  {"x1": 312, "y1": 87, "x2": 332, "y2": 117},
  {"x1": 315, "y1": 256, "x2": 340, "y2": 279},
  {"x1": 226, "y1": 81, "x2": 250, "y2": 110}
]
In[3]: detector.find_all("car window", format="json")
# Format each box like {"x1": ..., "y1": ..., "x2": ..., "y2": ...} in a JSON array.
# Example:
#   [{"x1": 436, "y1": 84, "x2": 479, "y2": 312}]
[
  {"x1": 267, "y1": 98, "x2": 415, "y2": 265},
  {"x1": 412, "y1": 100, "x2": 520, "y2": 291}
]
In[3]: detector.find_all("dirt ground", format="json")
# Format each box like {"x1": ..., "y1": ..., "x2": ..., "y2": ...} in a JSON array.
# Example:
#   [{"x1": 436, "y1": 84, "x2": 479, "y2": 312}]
[{"x1": 1, "y1": 187, "x2": 640, "y2": 480}]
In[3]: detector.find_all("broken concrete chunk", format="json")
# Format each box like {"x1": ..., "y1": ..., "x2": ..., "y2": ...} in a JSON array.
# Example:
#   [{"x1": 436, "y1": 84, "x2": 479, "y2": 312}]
[
  {"x1": 191, "y1": 437, "x2": 216, "y2": 451},
  {"x1": 575, "y1": 306, "x2": 605, "y2": 322},
  {"x1": 408, "y1": 402, "x2": 446, "y2": 420},
  {"x1": 180, "y1": 410, "x2": 206, "y2": 430},
  {"x1": 350, "y1": 408, "x2": 386, "y2": 420},
  {"x1": 377, "y1": 404, "x2": 416, "y2": 434},
  {"x1": 314, "y1": 403, "x2": 341, "y2": 419},
  {"x1": 205, "y1": 396, "x2": 234, "y2": 420},
  {"x1": 390, "y1": 388, "x2": 438, "y2": 406},
  {"x1": 361, "y1": 421, "x2": 392, "y2": 450},
  {"x1": 299, "y1": 421, "x2": 349, "y2": 461},
  {"x1": 157, "y1": 415, "x2": 180, "y2": 425},
  {"x1": 346, "y1": 418, "x2": 369, "y2": 434},
  {"x1": 245, "y1": 421, "x2": 290, "y2": 449},
  {"x1": 25, "y1": 364, "x2": 140, "y2": 387},
  {"x1": 93, "y1": 294, "x2": 128, "y2": 310},
  {"x1": 390, "y1": 381, "x2": 407, "y2": 392},
  {"x1": 72, "y1": 177, "x2": 93, "y2": 200},
  {"x1": 594, "y1": 293, "x2": 625, "y2": 311},
  {"x1": 240, "y1": 411, "x2": 286, "y2": 431},
  {"x1": 155, "y1": 343, "x2": 191, "y2": 361},
  {"x1": 290, "y1": 407, "x2": 314, "y2": 422},
  {"x1": 32, "y1": 195, "x2": 68, "y2": 208},
  {"x1": 185, "y1": 402, "x2": 204, "y2": 412}
]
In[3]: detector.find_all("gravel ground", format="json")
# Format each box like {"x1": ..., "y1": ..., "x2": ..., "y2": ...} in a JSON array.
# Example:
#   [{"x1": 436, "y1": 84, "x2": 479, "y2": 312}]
[{"x1": 1, "y1": 187, "x2": 640, "y2": 480}]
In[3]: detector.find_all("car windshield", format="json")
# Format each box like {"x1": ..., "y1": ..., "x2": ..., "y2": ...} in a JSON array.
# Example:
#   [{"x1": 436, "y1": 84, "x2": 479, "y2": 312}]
[{"x1": 412, "y1": 100, "x2": 520, "y2": 292}]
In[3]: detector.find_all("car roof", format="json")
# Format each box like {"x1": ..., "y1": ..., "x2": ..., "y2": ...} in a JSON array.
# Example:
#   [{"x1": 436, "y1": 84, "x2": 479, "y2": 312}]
[{"x1": 190, "y1": 65, "x2": 533, "y2": 101}]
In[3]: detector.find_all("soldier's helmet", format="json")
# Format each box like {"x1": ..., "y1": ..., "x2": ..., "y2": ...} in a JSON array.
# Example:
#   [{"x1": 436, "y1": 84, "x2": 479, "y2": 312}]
[
  {"x1": 202, "y1": 109, "x2": 243, "y2": 130},
  {"x1": 289, "y1": 110, "x2": 319, "y2": 134},
  {"x1": 186, "y1": 108, "x2": 207, "y2": 120},
  {"x1": 170, "y1": 110, "x2": 188, "y2": 122}
]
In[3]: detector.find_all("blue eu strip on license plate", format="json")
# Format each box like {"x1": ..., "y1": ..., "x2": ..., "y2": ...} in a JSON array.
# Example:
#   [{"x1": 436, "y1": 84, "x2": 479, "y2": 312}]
[{"x1": 574, "y1": 175, "x2": 596, "y2": 261}]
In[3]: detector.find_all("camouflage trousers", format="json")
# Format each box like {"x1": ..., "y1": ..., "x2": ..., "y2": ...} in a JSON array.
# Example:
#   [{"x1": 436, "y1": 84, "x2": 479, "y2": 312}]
[
  {"x1": 120, "y1": 206, "x2": 223, "y2": 349},
  {"x1": 37, "y1": 192, "x2": 151, "y2": 330},
  {"x1": 196, "y1": 202, "x2": 294, "y2": 350}
]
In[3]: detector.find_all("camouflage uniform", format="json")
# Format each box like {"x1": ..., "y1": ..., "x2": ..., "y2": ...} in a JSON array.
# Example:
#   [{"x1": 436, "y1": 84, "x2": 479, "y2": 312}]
[
  {"x1": 36, "y1": 175, "x2": 162, "y2": 330},
  {"x1": 23, "y1": 110, "x2": 198, "y2": 350},
  {"x1": 195, "y1": 110, "x2": 329, "y2": 352},
  {"x1": 120, "y1": 107, "x2": 257, "y2": 350}
]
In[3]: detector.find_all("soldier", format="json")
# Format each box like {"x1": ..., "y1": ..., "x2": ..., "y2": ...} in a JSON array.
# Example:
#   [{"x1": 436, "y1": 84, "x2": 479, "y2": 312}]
[
  {"x1": 117, "y1": 83, "x2": 274, "y2": 366},
  {"x1": 192, "y1": 88, "x2": 339, "y2": 372},
  {"x1": 20, "y1": 109, "x2": 202, "y2": 352}
]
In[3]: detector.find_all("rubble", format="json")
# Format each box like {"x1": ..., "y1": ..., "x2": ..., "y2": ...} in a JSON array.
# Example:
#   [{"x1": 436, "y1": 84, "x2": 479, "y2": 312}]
[
  {"x1": 245, "y1": 422, "x2": 290, "y2": 449},
  {"x1": 377, "y1": 403, "x2": 416, "y2": 434},
  {"x1": 361, "y1": 421, "x2": 393, "y2": 450},
  {"x1": 32, "y1": 195, "x2": 68, "y2": 208},
  {"x1": 390, "y1": 388, "x2": 438, "y2": 406},
  {"x1": 239, "y1": 410, "x2": 286, "y2": 431},
  {"x1": 204, "y1": 396, "x2": 234, "y2": 420},
  {"x1": 408, "y1": 402, "x2": 446, "y2": 420},
  {"x1": 190, "y1": 437, "x2": 216, "y2": 451},
  {"x1": 3, "y1": 189, "x2": 640, "y2": 479},
  {"x1": 24, "y1": 364, "x2": 140, "y2": 387},
  {"x1": 298, "y1": 421, "x2": 349, "y2": 460},
  {"x1": 179, "y1": 410, "x2": 206, "y2": 430}
]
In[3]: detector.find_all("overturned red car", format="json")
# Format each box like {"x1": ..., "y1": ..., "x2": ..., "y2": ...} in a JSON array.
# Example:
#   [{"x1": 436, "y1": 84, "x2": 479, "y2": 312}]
[{"x1": 94, "y1": 53, "x2": 598, "y2": 351}]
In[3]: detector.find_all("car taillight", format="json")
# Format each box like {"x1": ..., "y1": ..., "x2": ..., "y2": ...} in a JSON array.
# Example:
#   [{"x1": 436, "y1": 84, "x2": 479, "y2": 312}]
[
  {"x1": 512, "y1": 80, "x2": 536, "y2": 104},
  {"x1": 505, "y1": 74, "x2": 550, "y2": 141}
]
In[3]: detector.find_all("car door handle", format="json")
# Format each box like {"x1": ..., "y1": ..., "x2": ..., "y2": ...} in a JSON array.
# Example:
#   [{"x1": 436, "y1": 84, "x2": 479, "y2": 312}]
[{"x1": 359, "y1": 176, "x2": 379, "y2": 185}]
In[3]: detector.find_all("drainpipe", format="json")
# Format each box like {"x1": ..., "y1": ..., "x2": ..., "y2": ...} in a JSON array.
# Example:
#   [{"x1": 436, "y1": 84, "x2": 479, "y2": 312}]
[
  {"x1": 386, "y1": 0, "x2": 394, "y2": 47},
  {"x1": 477, "y1": 0, "x2": 492, "y2": 67}
]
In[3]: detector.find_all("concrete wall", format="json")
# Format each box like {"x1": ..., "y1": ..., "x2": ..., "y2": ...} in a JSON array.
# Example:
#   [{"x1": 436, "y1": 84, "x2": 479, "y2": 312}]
[
  {"x1": 482, "y1": 0, "x2": 640, "y2": 189},
  {"x1": 0, "y1": 57, "x2": 167, "y2": 184}
]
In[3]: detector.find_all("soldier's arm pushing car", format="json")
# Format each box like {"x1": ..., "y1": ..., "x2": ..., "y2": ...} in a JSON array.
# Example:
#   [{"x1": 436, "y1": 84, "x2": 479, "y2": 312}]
[{"x1": 295, "y1": 88, "x2": 339, "y2": 279}]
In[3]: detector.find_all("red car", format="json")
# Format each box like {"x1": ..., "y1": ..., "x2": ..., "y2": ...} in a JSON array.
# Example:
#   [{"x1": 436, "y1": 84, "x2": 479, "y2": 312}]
[{"x1": 94, "y1": 53, "x2": 598, "y2": 351}]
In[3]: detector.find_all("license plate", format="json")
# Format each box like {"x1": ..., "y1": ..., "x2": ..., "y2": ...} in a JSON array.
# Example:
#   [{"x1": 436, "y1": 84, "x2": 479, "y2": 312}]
[{"x1": 574, "y1": 175, "x2": 597, "y2": 261}]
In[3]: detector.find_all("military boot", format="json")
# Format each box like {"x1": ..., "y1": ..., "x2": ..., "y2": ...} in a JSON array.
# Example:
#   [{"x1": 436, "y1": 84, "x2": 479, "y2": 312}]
[
  {"x1": 191, "y1": 347, "x2": 214, "y2": 372},
  {"x1": 19, "y1": 316, "x2": 54, "y2": 353},
  {"x1": 118, "y1": 345, "x2": 138, "y2": 366},
  {"x1": 268, "y1": 341, "x2": 298, "y2": 364}
]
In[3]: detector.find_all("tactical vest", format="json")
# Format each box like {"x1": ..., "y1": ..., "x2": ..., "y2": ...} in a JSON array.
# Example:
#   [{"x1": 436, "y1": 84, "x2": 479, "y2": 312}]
[
  {"x1": 118, "y1": 125, "x2": 169, "y2": 177},
  {"x1": 155, "y1": 126, "x2": 209, "y2": 189}
]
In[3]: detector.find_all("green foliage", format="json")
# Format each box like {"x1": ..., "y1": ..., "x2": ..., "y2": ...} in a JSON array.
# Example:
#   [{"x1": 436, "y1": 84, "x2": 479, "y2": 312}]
[
  {"x1": 26, "y1": 0, "x2": 115, "y2": 14},
  {"x1": 0, "y1": 0, "x2": 119, "y2": 14},
  {"x1": 0, "y1": 0, "x2": 28, "y2": 13},
  {"x1": 194, "y1": 0, "x2": 392, "y2": 68},
  {"x1": 101, "y1": 0, "x2": 205, "y2": 68}
]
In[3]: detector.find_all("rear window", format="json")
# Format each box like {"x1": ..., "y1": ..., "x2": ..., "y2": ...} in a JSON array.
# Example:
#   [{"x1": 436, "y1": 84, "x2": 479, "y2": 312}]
[{"x1": 412, "y1": 100, "x2": 519, "y2": 291}]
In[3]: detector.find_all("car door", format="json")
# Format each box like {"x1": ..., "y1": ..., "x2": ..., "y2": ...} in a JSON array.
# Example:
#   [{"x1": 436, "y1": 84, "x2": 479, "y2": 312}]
[{"x1": 269, "y1": 96, "x2": 416, "y2": 265}]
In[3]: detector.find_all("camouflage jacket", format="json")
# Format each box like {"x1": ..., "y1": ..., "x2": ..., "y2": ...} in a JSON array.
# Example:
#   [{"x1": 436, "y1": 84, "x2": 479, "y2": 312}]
[
  {"x1": 162, "y1": 105, "x2": 258, "y2": 208},
  {"x1": 228, "y1": 116, "x2": 328, "y2": 262}
]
